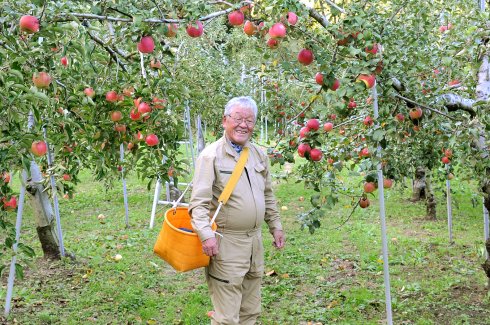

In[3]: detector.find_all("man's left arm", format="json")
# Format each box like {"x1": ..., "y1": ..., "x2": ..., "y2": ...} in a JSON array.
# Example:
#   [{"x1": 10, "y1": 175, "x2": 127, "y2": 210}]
[{"x1": 263, "y1": 156, "x2": 285, "y2": 249}]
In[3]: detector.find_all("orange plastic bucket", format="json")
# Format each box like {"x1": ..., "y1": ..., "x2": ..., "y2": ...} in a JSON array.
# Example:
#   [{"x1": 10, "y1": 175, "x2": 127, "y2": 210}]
[{"x1": 153, "y1": 207, "x2": 217, "y2": 272}]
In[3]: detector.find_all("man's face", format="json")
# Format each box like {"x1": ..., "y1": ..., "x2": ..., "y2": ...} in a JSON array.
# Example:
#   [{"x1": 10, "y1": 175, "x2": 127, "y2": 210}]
[{"x1": 222, "y1": 105, "x2": 255, "y2": 145}]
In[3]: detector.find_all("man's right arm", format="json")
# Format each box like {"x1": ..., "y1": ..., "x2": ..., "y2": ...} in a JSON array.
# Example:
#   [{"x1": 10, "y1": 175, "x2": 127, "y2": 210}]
[{"x1": 189, "y1": 153, "x2": 217, "y2": 243}]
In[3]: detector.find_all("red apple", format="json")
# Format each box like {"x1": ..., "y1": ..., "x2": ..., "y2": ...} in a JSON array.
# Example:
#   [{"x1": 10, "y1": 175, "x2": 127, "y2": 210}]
[
  {"x1": 228, "y1": 10, "x2": 244, "y2": 26},
  {"x1": 310, "y1": 148, "x2": 323, "y2": 161},
  {"x1": 306, "y1": 118, "x2": 320, "y2": 131},
  {"x1": 62, "y1": 174, "x2": 71, "y2": 181},
  {"x1": 269, "y1": 22, "x2": 286, "y2": 39},
  {"x1": 395, "y1": 113, "x2": 405, "y2": 122},
  {"x1": 138, "y1": 102, "x2": 152, "y2": 115},
  {"x1": 383, "y1": 178, "x2": 393, "y2": 189},
  {"x1": 32, "y1": 72, "x2": 51, "y2": 89},
  {"x1": 348, "y1": 99, "x2": 357, "y2": 109},
  {"x1": 137, "y1": 36, "x2": 155, "y2": 53},
  {"x1": 298, "y1": 49, "x2": 314, "y2": 65},
  {"x1": 299, "y1": 126, "x2": 310, "y2": 139},
  {"x1": 441, "y1": 156, "x2": 450, "y2": 164},
  {"x1": 448, "y1": 79, "x2": 461, "y2": 87},
  {"x1": 135, "y1": 131, "x2": 145, "y2": 142},
  {"x1": 152, "y1": 97, "x2": 167, "y2": 109},
  {"x1": 84, "y1": 87, "x2": 95, "y2": 98},
  {"x1": 359, "y1": 147, "x2": 369, "y2": 157},
  {"x1": 130, "y1": 109, "x2": 141, "y2": 121},
  {"x1": 365, "y1": 43, "x2": 379, "y2": 54},
  {"x1": 364, "y1": 182, "x2": 376, "y2": 193},
  {"x1": 111, "y1": 111, "x2": 123, "y2": 122},
  {"x1": 61, "y1": 56, "x2": 68, "y2": 67},
  {"x1": 240, "y1": 4, "x2": 252, "y2": 13},
  {"x1": 243, "y1": 21, "x2": 257, "y2": 36},
  {"x1": 287, "y1": 12, "x2": 298, "y2": 26},
  {"x1": 2, "y1": 196, "x2": 17, "y2": 211},
  {"x1": 297, "y1": 143, "x2": 311, "y2": 157},
  {"x1": 150, "y1": 59, "x2": 161, "y2": 69},
  {"x1": 409, "y1": 107, "x2": 423, "y2": 120},
  {"x1": 114, "y1": 124, "x2": 126, "y2": 133},
  {"x1": 267, "y1": 38, "x2": 279, "y2": 49},
  {"x1": 330, "y1": 114, "x2": 337, "y2": 120},
  {"x1": 363, "y1": 116, "x2": 374, "y2": 126},
  {"x1": 2, "y1": 172, "x2": 11, "y2": 184},
  {"x1": 323, "y1": 122, "x2": 334, "y2": 132},
  {"x1": 444, "y1": 149, "x2": 453, "y2": 158},
  {"x1": 106, "y1": 91, "x2": 118, "y2": 102},
  {"x1": 359, "y1": 197, "x2": 370, "y2": 208},
  {"x1": 164, "y1": 23, "x2": 178, "y2": 37},
  {"x1": 19, "y1": 15, "x2": 39, "y2": 33},
  {"x1": 315, "y1": 73, "x2": 323, "y2": 85},
  {"x1": 375, "y1": 60, "x2": 384, "y2": 75},
  {"x1": 330, "y1": 79, "x2": 340, "y2": 91},
  {"x1": 145, "y1": 134, "x2": 159, "y2": 146},
  {"x1": 356, "y1": 74, "x2": 376, "y2": 89},
  {"x1": 31, "y1": 140, "x2": 47, "y2": 157},
  {"x1": 186, "y1": 21, "x2": 204, "y2": 38}
]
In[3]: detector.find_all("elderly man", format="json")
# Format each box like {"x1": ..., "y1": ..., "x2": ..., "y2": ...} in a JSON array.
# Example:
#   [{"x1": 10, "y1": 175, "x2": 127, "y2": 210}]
[{"x1": 189, "y1": 96, "x2": 285, "y2": 324}]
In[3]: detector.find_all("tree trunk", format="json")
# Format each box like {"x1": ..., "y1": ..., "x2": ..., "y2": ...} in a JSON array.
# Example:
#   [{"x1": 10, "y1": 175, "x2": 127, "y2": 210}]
[
  {"x1": 411, "y1": 166, "x2": 426, "y2": 201},
  {"x1": 482, "y1": 238, "x2": 490, "y2": 290},
  {"x1": 26, "y1": 161, "x2": 60, "y2": 260},
  {"x1": 425, "y1": 171, "x2": 437, "y2": 220}
]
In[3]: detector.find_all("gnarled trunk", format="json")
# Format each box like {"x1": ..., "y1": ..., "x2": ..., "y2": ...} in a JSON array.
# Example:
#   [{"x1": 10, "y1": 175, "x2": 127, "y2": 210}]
[
  {"x1": 412, "y1": 167, "x2": 426, "y2": 201},
  {"x1": 482, "y1": 238, "x2": 490, "y2": 290},
  {"x1": 26, "y1": 161, "x2": 60, "y2": 260},
  {"x1": 425, "y1": 171, "x2": 437, "y2": 220}
]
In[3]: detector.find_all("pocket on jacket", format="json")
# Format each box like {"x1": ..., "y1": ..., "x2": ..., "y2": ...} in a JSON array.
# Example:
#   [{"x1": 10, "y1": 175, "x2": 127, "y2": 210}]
[{"x1": 254, "y1": 163, "x2": 266, "y2": 191}]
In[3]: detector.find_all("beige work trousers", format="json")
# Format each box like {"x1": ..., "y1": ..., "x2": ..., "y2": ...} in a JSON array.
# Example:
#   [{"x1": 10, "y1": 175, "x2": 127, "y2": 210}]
[{"x1": 206, "y1": 229, "x2": 264, "y2": 325}]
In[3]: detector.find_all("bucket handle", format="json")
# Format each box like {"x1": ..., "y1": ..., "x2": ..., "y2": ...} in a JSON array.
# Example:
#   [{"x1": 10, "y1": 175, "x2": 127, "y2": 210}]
[
  {"x1": 172, "y1": 181, "x2": 193, "y2": 211},
  {"x1": 210, "y1": 202, "x2": 223, "y2": 238}
]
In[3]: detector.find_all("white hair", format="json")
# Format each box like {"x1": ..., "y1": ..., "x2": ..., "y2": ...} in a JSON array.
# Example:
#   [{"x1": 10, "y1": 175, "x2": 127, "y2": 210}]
[{"x1": 224, "y1": 96, "x2": 258, "y2": 119}]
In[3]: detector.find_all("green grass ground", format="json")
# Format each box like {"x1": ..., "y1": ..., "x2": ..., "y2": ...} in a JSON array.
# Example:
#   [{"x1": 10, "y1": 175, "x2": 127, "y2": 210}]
[{"x1": 0, "y1": 166, "x2": 489, "y2": 324}]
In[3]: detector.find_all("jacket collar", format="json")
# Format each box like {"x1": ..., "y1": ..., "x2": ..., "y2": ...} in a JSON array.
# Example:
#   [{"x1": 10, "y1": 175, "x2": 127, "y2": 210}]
[{"x1": 222, "y1": 134, "x2": 251, "y2": 160}]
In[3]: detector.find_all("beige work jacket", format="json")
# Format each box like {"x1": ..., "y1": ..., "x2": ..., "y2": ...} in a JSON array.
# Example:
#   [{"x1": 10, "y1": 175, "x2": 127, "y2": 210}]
[{"x1": 189, "y1": 135, "x2": 282, "y2": 242}]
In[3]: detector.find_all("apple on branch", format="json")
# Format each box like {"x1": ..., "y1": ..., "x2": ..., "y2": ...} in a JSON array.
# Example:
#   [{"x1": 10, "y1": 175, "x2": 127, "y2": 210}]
[
  {"x1": 356, "y1": 74, "x2": 376, "y2": 89},
  {"x1": 228, "y1": 10, "x2": 244, "y2": 26},
  {"x1": 269, "y1": 22, "x2": 286, "y2": 39},
  {"x1": 243, "y1": 21, "x2": 257, "y2": 36},
  {"x1": 137, "y1": 36, "x2": 155, "y2": 53},
  {"x1": 286, "y1": 12, "x2": 298, "y2": 26},
  {"x1": 186, "y1": 21, "x2": 204, "y2": 38},
  {"x1": 84, "y1": 87, "x2": 95, "y2": 98},
  {"x1": 298, "y1": 49, "x2": 314, "y2": 65},
  {"x1": 163, "y1": 23, "x2": 178, "y2": 38},
  {"x1": 145, "y1": 134, "x2": 159, "y2": 146},
  {"x1": 19, "y1": 15, "x2": 39, "y2": 33},
  {"x1": 31, "y1": 140, "x2": 48, "y2": 157},
  {"x1": 32, "y1": 72, "x2": 52, "y2": 89}
]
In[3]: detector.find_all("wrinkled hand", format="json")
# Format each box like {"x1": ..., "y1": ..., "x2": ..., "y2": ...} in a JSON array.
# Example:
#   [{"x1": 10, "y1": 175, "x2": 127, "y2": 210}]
[
  {"x1": 272, "y1": 230, "x2": 285, "y2": 249},
  {"x1": 202, "y1": 237, "x2": 218, "y2": 257}
]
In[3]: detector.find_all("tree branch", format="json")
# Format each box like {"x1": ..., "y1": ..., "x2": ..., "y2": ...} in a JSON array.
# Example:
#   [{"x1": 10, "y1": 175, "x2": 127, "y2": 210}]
[
  {"x1": 86, "y1": 29, "x2": 128, "y2": 73},
  {"x1": 437, "y1": 94, "x2": 477, "y2": 117},
  {"x1": 55, "y1": 2, "x2": 252, "y2": 24},
  {"x1": 307, "y1": 6, "x2": 330, "y2": 29},
  {"x1": 323, "y1": 0, "x2": 346, "y2": 14},
  {"x1": 393, "y1": 94, "x2": 459, "y2": 120}
]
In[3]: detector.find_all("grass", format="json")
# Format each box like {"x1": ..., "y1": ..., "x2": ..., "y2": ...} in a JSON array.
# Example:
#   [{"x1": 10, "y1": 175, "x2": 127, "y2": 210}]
[{"x1": 0, "y1": 165, "x2": 489, "y2": 324}]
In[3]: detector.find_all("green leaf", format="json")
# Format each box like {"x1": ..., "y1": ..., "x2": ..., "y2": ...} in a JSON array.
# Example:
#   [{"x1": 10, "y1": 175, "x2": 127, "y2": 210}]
[{"x1": 372, "y1": 129, "x2": 385, "y2": 142}]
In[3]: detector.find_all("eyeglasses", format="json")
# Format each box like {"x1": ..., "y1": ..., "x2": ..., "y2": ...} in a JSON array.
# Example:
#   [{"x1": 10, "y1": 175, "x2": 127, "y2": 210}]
[{"x1": 226, "y1": 115, "x2": 255, "y2": 127}]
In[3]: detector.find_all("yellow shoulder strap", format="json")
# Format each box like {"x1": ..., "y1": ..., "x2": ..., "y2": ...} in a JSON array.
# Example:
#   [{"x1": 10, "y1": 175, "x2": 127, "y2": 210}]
[{"x1": 218, "y1": 147, "x2": 249, "y2": 205}]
